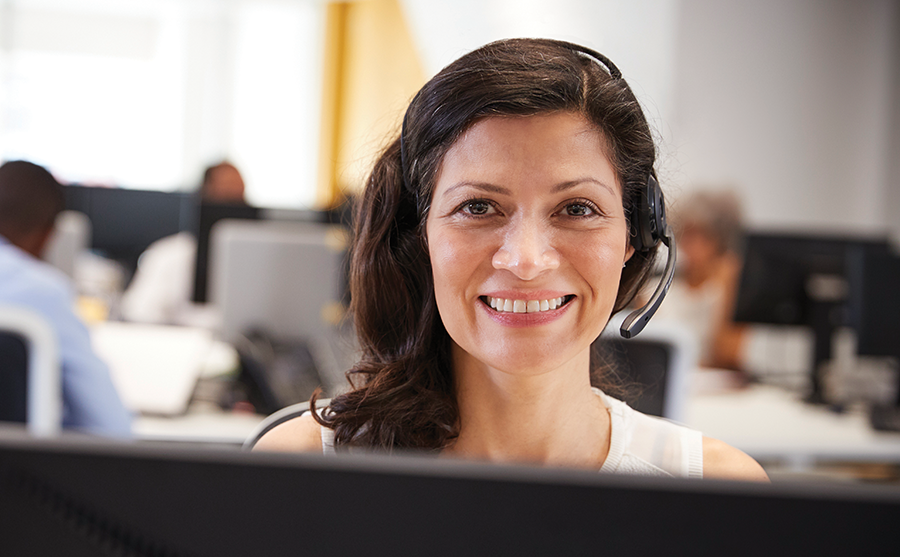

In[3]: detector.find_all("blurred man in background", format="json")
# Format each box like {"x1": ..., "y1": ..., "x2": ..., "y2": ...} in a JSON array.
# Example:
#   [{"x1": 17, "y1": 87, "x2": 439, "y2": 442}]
[
  {"x1": 120, "y1": 161, "x2": 246, "y2": 325},
  {"x1": 0, "y1": 160, "x2": 131, "y2": 435}
]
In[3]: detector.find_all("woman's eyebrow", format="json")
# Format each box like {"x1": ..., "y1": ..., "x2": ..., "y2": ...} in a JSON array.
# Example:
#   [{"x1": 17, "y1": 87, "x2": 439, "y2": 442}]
[
  {"x1": 551, "y1": 178, "x2": 616, "y2": 196},
  {"x1": 442, "y1": 182, "x2": 510, "y2": 197}
]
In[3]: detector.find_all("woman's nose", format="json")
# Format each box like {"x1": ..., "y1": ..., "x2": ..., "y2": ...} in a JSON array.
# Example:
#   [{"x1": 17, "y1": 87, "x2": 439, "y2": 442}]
[{"x1": 492, "y1": 220, "x2": 560, "y2": 280}]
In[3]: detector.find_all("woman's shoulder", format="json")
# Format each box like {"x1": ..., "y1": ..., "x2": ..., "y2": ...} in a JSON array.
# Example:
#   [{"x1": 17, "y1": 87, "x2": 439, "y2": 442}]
[
  {"x1": 597, "y1": 391, "x2": 768, "y2": 481},
  {"x1": 702, "y1": 436, "x2": 769, "y2": 482},
  {"x1": 252, "y1": 412, "x2": 323, "y2": 453}
]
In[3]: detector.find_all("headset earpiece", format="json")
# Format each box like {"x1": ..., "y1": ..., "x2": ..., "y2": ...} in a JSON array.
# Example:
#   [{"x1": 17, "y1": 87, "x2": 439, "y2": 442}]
[{"x1": 630, "y1": 174, "x2": 666, "y2": 252}]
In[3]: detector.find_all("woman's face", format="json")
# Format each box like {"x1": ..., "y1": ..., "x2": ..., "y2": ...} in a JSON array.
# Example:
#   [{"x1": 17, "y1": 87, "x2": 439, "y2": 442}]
[{"x1": 426, "y1": 112, "x2": 633, "y2": 377}]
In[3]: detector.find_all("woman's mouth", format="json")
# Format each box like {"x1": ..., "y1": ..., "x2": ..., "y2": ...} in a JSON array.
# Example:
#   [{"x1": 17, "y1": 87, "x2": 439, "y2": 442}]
[{"x1": 481, "y1": 295, "x2": 574, "y2": 314}]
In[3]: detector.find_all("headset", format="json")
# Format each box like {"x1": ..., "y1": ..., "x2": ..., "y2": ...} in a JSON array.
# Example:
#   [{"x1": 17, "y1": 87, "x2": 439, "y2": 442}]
[
  {"x1": 620, "y1": 174, "x2": 676, "y2": 339},
  {"x1": 400, "y1": 40, "x2": 675, "y2": 339}
]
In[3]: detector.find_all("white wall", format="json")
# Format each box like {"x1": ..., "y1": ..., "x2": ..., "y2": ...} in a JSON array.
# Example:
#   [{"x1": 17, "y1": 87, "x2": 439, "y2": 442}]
[
  {"x1": 886, "y1": 2, "x2": 900, "y2": 245},
  {"x1": 669, "y1": 0, "x2": 899, "y2": 238},
  {"x1": 400, "y1": 0, "x2": 682, "y2": 159},
  {"x1": 402, "y1": 0, "x2": 900, "y2": 242},
  {"x1": 3, "y1": 0, "x2": 896, "y2": 221}
]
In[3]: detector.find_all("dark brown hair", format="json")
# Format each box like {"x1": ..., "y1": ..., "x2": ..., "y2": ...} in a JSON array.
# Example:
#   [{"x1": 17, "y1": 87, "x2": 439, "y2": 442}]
[
  {"x1": 312, "y1": 38, "x2": 661, "y2": 451},
  {"x1": 0, "y1": 160, "x2": 64, "y2": 242}
]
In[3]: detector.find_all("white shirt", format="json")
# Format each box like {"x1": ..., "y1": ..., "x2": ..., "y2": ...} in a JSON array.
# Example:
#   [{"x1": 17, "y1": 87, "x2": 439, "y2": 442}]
[
  {"x1": 120, "y1": 232, "x2": 197, "y2": 325},
  {"x1": 318, "y1": 389, "x2": 703, "y2": 478},
  {"x1": 653, "y1": 279, "x2": 725, "y2": 365}
]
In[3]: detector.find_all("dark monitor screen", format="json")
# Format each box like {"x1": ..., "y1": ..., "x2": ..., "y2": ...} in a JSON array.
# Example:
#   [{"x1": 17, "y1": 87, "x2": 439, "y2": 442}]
[
  {"x1": 734, "y1": 233, "x2": 891, "y2": 403},
  {"x1": 62, "y1": 185, "x2": 194, "y2": 277},
  {"x1": 850, "y1": 251, "x2": 900, "y2": 360},
  {"x1": 1, "y1": 431, "x2": 899, "y2": 556},
  {"x1": 734, "y1": 232, "x2": 890, "y2": 327},
  {"x1": 191, "y1": 203, "x2": 261, "y2": 303}
]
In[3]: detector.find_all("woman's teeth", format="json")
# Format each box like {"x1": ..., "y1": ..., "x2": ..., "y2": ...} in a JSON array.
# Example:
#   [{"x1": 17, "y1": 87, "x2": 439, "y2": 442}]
[{"x1": 486, "y1": 296, "x2": 567, "y2": 313}]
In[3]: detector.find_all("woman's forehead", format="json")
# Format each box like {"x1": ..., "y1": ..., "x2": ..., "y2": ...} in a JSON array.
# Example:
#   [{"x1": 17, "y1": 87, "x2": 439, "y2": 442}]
[{"x1": 434, "y1": 113, "x2": 622, "y2": 196}]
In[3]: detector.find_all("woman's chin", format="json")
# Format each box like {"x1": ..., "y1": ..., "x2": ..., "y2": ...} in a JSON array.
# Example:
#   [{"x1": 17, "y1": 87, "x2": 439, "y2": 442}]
[{"x1": 463, "y1": 347, "x2": 587, "y2": 381}]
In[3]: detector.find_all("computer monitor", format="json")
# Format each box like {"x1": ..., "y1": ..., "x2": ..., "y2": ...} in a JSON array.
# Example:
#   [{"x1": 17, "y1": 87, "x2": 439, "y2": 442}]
[
  {"x1": 850, "y1": 250, "x2": 900, "y2": 361},
  {"x1": 62, "y1": 185, "x2": 194, "y2": 278},
  {"x1": 733, "y1": 232, "x2": 890, "y2": 403},
  {"x1": 42, "y1": 211, "x2": 91, "y2": 279},
  {"x1": 190, "y1": 202, "x2": 261, "y2": 303},
  {"x1": 848, "y1": 250, "x2": 900, "y2": 428},
  {"x1": 1, "y1": 430, "x2": 898, "y2": 556},
  {"x1": 208, "y1": 219, "x2": 352, "y2": 403}
]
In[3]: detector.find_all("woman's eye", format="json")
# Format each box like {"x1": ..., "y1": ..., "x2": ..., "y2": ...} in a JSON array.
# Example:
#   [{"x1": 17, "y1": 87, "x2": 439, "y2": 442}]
[
  {"x1": 463, "y1": 200, "x2": 493, "y2": 215},
  {"x1": 563, "y1": 203, "x2": 593, "y2": 217}
]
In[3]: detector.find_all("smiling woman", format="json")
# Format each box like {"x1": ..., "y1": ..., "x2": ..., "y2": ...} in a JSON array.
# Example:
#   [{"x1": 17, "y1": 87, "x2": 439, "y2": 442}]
[
  {"x1": 254, "y1": 38, "x2": 767, "y2": 481},
  {"x1": 427, "y1": 114, "x2": 630, "y2": 380}
]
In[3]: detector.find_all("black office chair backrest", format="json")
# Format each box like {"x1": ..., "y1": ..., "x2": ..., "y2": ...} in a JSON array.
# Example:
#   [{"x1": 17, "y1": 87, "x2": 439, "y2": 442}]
[
  {"x1": 0, "y1": 332, "x2": 28, "y2": 423},
  {"x1": 593, "y1": 336, "x2": 672, "y2": 418}
]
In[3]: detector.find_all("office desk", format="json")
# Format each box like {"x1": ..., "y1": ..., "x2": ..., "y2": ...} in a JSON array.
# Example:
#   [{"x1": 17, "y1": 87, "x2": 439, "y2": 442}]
[
  {"x1": 89, "y1": 321, "x2": 266, "y2": 445},
  {"x1": 134, "y1": 403, "x2": 265, "y2": 445},
  {"x1": 91, "y1": 322, "x2": 235, "y2": 416},
  {"x1": 685, "y1": 384, "x2": 900, "y2": 469}
]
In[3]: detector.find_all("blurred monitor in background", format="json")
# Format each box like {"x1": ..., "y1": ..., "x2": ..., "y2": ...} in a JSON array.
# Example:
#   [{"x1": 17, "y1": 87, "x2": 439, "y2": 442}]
[
  {"x1": 651, "y1": 189, "x2": 746, "y2": 370},
  {"x1": 850, "y1": 250, "x2": 900, "y2": 429},
  {"x1": 120, "y1": 161, "x2": 249, "y2": 326},
  {"x1": 733, "y1": 232, "x2": 891, "y2": 405}
]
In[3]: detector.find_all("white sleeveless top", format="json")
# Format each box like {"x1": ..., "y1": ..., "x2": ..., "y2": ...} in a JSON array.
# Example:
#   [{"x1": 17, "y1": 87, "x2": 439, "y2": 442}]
[{"x1": 318, "y1": 388, "x2": 703, "y2": 479}]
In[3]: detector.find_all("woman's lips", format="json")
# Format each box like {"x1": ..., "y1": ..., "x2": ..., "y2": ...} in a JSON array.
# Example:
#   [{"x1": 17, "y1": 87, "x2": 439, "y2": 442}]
[{"x1": 478, "y1": 294, "x2": 574, "y2": 327}]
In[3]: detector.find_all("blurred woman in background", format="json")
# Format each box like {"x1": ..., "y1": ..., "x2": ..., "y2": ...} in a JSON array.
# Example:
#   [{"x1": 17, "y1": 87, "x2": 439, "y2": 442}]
[{"x1": 658, "y1": 190, "x2": 747, "y2": 370}]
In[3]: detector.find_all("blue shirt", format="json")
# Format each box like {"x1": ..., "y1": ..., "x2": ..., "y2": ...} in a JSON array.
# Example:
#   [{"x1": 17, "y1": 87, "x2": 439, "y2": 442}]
[{"x1": 0, "y1": 236, "x2": 132, "y2": 436}]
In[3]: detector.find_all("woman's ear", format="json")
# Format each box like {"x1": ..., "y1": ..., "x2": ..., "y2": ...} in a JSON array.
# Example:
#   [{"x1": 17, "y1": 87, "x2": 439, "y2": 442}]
[{"x1": 623, "y1": 242, "x2": 635, "y2": 266}]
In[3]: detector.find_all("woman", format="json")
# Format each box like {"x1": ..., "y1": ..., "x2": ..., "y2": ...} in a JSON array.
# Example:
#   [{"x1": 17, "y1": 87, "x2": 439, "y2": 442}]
[
  {"x1": 256, "y1": 39, "x2": 766, "y2": 481},
  {"x1": 667, "y1": 190, "x2": 747, "y2": 370}
]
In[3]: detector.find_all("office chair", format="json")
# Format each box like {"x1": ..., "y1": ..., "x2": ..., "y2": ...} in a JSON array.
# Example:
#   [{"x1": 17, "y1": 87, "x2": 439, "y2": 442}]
[
  {"x1": 242, "y1": 398, "x2": 331, "y2": 450},
  {"x1": 0, "y1": 306, "x2": 62, "y2": 436},
  {"x1": 595, "y1": 316, "x2": 697, "y2": 422}
]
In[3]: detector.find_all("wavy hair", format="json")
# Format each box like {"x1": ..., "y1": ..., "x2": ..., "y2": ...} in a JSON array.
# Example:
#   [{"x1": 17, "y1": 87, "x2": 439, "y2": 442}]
[{"x1": 312, "y1": 38, "x2": 661, "y2": 451}]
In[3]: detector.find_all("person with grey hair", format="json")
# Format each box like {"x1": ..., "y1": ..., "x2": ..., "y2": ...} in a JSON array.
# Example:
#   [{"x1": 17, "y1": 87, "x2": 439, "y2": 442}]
[{"x1": 655, "y1": 189, "x2": 747, "y2": 370}]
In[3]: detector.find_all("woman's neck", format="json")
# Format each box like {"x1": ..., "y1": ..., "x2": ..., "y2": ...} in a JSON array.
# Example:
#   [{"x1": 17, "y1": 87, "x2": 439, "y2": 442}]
[{"x1": 445, "y1": 344, "x2": 611, "y2": 469}]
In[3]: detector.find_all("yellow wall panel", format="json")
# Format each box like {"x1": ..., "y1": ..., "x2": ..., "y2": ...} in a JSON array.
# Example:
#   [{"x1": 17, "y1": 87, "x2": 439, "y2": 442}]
[{"x1": 317, "y1": 0, "x2": 425, "y2": 208}]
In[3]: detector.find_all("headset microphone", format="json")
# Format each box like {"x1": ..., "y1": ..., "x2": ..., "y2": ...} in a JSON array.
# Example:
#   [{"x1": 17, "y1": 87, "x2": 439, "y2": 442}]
[{"x1": 620, "y1": 227, "x2": 676, "y2": 338}]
